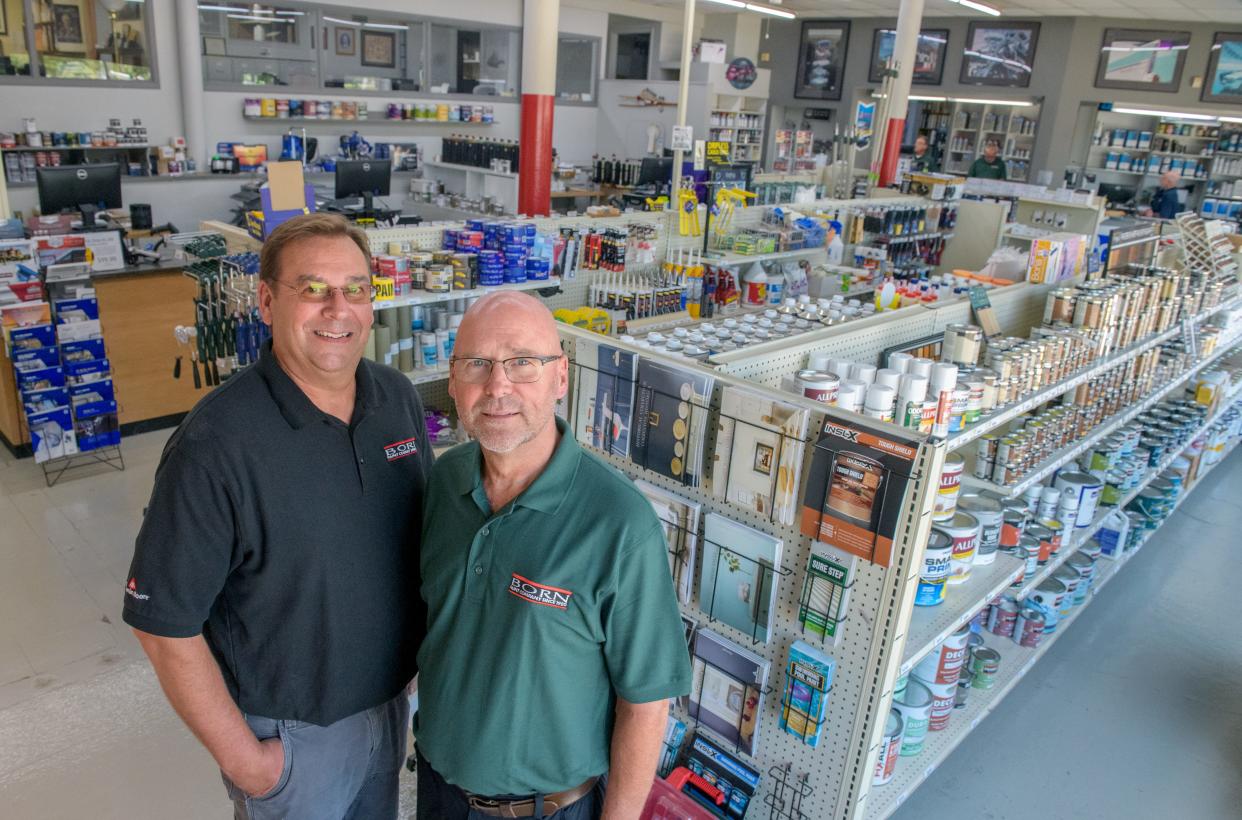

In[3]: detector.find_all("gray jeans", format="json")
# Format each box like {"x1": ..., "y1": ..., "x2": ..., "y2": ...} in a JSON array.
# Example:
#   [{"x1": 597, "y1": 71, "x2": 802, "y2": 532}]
[{"x1": 222, "y1": 692, "x2": 410, "y2": 820}]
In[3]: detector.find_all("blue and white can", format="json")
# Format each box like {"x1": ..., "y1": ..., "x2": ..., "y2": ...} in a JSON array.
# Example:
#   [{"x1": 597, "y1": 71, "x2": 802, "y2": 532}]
[{"x1": 915, "y1": 529, "x2": 953, "y2": 606}]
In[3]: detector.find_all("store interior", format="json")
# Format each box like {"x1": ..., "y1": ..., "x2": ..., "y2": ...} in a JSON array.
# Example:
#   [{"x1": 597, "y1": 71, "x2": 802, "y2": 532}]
[{"x1": 1, "y1": 0, "x2": 1242, "y2": 818}]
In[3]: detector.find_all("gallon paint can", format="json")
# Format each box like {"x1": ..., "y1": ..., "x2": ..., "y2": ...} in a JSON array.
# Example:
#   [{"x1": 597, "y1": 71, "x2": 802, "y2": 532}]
[
  {"x1": 1067, "y1": 553, "x2": 1097, "y2": 606},
  {"x1": 915, "y1": 529, "x2": 953, "y2": 606},
  {"x1": 917, "y1": 676, "x2": 958, "y2": 731},
  {"x1": 939, "y1": 511, "x2": 980, "y2": 584},
  {"x1": 934, "y1": 453, "x2": 965, "y2": 521},
  {"x1": 957, "y1": 493, "x2": 1003, "y2": 566},
  {"x1": 894, "y1": 679, "x2": 933, "y2": 756},
  {"x1": 913, "y1": 623, "x2": 971, "y2": 685},
  {"x1": 1025, "y1": 523, "x2": 1056, "y2": 565},
  {"x1": 1053, "y1": 566, "x2": 1080, "y2": 616},
  {"x1": 1014, "y1": 606, "x2": 1045, "y2": 648},
  {"x1": 1029, "y1": 578, "x2": 1067, "y2": 634},
  {"x1": 987, "y1": 594, "x2": 1020, "y2": 638},
  {"x1": 873, "y1": 709, "x2": 904, "y2": 785},
  {"x1": 1054, "y1": 471, "x2": 1104, "y2": 529}
]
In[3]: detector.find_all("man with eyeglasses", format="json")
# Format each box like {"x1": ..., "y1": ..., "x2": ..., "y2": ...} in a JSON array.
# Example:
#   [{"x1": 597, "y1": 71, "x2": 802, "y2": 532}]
[
  {"x1": 124, "y1": 213, "x2": 433, "y2": 819},
  {"x1": 414, "y1": 292, "x2": 691, "y2": 819}
]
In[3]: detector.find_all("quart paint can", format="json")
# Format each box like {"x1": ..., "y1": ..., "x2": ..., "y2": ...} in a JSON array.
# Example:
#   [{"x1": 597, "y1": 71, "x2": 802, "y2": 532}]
[
  {"x1": 1054, "y1": 471, "x2": 1103, "y2": 529},
  {"x1": 873, "y1": 709, "x2": 904, "y2": 785},
  {"x1": 940, "y1": 511, "x2": 980, "y2": 584},
  {"x1": 1053, "y1": 566, "x2": 1080, "y2": 616},
  {"x1": 917, "y1": 676, "x2": 958, "y2": 731},
  {"x1": 959, "y1": 633, "x2": 984, "y2": 684},
  {"x1": 915, "y1": 529, "x2": 953, "y2": 606},
  {"x1": 987, "y1": 594, "x2": 1020, "y2": 638},
  {"x1": 934, "y1": 453, "x2": 965, "y2": 521},
  {"x1": 969, "y1": 647, "x2": 1001, "y2": 690},
  {"x1": 957, "y1": 493, "x2": 1002, "y2": 566},
  {"x1": 1000, "y1": 509, "x2": 1026, "y2": 549},
  {"x1": 894, "y1": 679, "x2": 933, "y2": 756},
  {"x1": 1067, "y1": 553, "x2": 1097, "y2": 606},
  {"x1": 1014, "y1": 606, "x2": 1045, "y2": 648},
  {"x1": 1036, "y1": 486, "x2": 1061, "y2": 522},
  {"x1": 796, "y1": 370, "x2": 840, "y2": 405},
  {"x1": 1025, "y1": 523, "x2": 1056, "y2": 565},
  {"x1": 913, "y1": 623, "x2": 971, "y2": 685}
]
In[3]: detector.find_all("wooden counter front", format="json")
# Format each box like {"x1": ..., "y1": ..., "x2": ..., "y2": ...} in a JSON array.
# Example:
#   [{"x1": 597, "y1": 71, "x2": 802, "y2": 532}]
[{"x1": 95, "y1": 270, "x2": 202, "y2": 427}]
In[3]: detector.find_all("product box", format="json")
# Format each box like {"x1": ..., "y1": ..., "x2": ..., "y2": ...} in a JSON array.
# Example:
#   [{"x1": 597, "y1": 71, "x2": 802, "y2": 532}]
[
  {"x1": 1138, "y1": 131, "x2": 1152, "y2": 150},
  {"x1": 1105, "y1": 152, "x2": 1119, "y2": 170},
  {"x1": 247, "y1": 161, "x2": 316, "y2": 241},
  {"x1": 0, "y1": 238, "x2": 40, "y2": 306},
  {"x1": 34, "y1": 235, "x2": 87, "y2": 268},
  {"x1": 1027, "y1": 236, "x2": 1065, "y2": 284},
  {"x1": 800, "y1": 417, "x2": 920, "y2": 567},
  {"x1": 682, "y1": 733, "x2": 761, "y2": 819},
  {"x1": 1125, "y1": 130, "x2": 1139, "y2": 148},
  {"x1": 28, "y1": 406, "x2": 78, "y2": 464}
]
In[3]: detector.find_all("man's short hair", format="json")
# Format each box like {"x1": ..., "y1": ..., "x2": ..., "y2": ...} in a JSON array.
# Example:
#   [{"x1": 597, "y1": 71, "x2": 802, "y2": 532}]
[{"x1": 259, "y1": 213, "x2": 372, "y2": 284}]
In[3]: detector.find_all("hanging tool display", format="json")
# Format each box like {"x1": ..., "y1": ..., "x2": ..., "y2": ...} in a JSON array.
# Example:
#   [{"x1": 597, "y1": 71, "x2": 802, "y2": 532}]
[
  {"x1": 678, "y1": 187, "x2": 701, "y2": 237},
  {"x1": 178, "y1": 246, "x2": 267, "y2": 390}
]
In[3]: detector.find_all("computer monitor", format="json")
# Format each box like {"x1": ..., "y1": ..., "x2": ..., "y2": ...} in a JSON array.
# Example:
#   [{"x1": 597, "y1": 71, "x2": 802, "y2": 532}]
[
  {"x1": 335, "y1": 159, "x2": 391, "y2": 212},
  {"x1": 37, "y1": 163, "x2": 123, "y2": 228},
  {"x1": 1097, "y1": 183, "x2": 1136, "y2": 207},
  {"x1": 638, "y1": 157, "x2": 673, "y2": 187}
]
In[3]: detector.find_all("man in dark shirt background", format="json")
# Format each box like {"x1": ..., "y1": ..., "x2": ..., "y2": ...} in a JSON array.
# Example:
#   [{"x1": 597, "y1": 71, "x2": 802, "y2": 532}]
[
  {"x1": 968, "y1": 140, "x2": 1007, "y2": 180},
  {"x1": 123, "y1": 214, "x2": 433, "y2": 819},
  {"x1": 1146, "y1": 171, "x2": 1183, "y2": 219}
]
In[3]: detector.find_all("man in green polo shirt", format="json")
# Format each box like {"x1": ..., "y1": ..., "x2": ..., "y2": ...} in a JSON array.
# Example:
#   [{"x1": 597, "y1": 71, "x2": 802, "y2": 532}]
[
  {"x1": 416, "y1": 292, "x2": 691, "y2": 819},
  {"x1": 968, "y1": 140, "x2": 1006, "y2": 180}
]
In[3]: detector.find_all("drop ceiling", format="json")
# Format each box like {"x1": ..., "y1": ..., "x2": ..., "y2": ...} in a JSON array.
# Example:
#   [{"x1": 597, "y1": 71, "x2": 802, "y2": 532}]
[{"x1": 637, "y1": 0, "x2": 1242, "y2": 23}]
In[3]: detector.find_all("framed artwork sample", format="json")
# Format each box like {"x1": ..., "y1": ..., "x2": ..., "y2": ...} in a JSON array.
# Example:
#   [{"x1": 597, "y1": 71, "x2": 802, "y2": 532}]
[
  {"x1": 795, "y1": 20, "x2": 850, "y2": 101},
  {"x1": 335, "y1": 27, "x2": 355, "y2": 57},
  {"x1": 960, "y1": 21, "x2": 1041, "y2": 88},
  {"x1": 1094, "y1": 28, "x2": 1190, "y2": 93},
  {"x1": 52, "y1": 2, "x2": 87, "y2": 53},
  {"x1": 868, "y1": 28, "x2": 949, "y2": 85},
  {"x1": 1202, "y1": 32, "x2": 1242, "y2": 104},
  {"x1": 361, "y1": 30, "x2": 396, "y2": 68}
]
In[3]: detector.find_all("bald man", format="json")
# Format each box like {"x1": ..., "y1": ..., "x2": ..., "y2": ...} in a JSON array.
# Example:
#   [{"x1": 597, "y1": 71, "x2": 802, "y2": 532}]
[
  {"x1": 414, "y1": 293, "x2": 691, "y2": 820},
  {"x1": 1147, "y1": 171, "x2": 1183, "y2": 219}
]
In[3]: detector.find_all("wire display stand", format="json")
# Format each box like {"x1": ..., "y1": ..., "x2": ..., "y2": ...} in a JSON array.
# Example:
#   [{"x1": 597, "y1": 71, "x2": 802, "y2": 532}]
[{"x1": 39, "y1": 443, "x2": 125, "y2": 487}]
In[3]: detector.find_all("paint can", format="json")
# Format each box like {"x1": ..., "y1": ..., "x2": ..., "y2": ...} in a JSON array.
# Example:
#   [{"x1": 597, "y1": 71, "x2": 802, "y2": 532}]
[
  {"x1": 1025, "y1": 523, "x2": 1055, "y2": 565},
  {"x1": 1038, "y1": 518, "x2": 1066, "y2": 557},
  {"x1": 918, "y1": 676, "x2": 958, "y2": 731},
  {"x1": 873, "y1": 709, "x2": 904, "y2": 785},
  {"x1": 1014, "y1": 606, "x2": 1045, "y2": 648},
  {"x1": 987, "y1": 594, "x2": 1020, "y2": 638},
  {"x1": 970, "y1": 647, "x2": 1001, "y2": 690},
  {"x1": 934, "y1": 453, "x2": 965, "y2": 521},
  {"x1": 1053, "y1": 566, "x2": 1080, "y2": 616},
  {"x1": 957, "y1": 494, "x2": 1002, "y2": 566},
  {"x1": 938, "y1": 511, "x2": 980, "y2": 585},
  {"x1": 1067, "y1": 553, "x2": 1097, "y2": 606},
  {"x1": 915, "y1": 529, "x2": 953, "y2": 606},
  {"x1": 956, "y1": 669, "x2": 972, "y2": 709},
  {"x1": 914, "y1": 623, "x2": 972, "y2": 685},
  {"x1": 1000, "y1": 509, "x2": 1026, "y2": 549},
  {"x1": 1036, "y1": 486, "x2": 1061, "y2": 522},
  {"x1": 894, "y1": 672, "x2": 908, "y2": 700},
  {"x1": 1054, "y1": 471, "x2": 1103, "y2": 529},
  {"x1": 796, "y1": 370, "x2": 840, "y2": 405},
  {"x1": 1029, "y1": 578, "x2": 1066, "y2": 634},
  {"x1": 894, "y1": 680, "x2": 933, "y2": 756}
]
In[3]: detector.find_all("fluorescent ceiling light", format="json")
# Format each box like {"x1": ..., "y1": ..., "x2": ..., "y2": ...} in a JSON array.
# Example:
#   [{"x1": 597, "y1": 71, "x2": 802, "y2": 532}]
[
  {"x1": 1112, "y1": 106, "x2": 1218, "y2": 122},
  {"x1": 228, "y1": 13, "x2": 292, "y2": 23},
  {"x1": 323, "y1": 15, "x2": 361, "y2": 26},
  {"x1": 1220, "y1": 116, "x2": 1242, "y2": 124},
  {"x1": 947, "y1": 0, "x2": 1001, "y2": 16},
  {"x1": 702, "y1": 0, "x2": 747, "y2": 7},
  {"x1": 911, "y1": 95, "x2": 948, "y2": 101},
  {"x1": 364, "y1": 22, "x2": 408, "y2": 30},
  {"x1": 197, "y1": 4, "x2": 246, "y2": 11},
  {"x1": 1101, "y1": 44, "x2": 1188, "y2": 52},
  {"x1": 745, "y1": 3, "x2": 796, "y2": 18},
  {"x1": 955, "y1": 97, "x2": 1032, "y2": 106}
]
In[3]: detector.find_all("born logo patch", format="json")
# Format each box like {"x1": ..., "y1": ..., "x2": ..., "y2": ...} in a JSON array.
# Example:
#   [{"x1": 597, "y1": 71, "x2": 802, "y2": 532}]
[
  {"x1": 383, "y1": 436, "x2": 419, "y2": 462},
  {"x1": 509, "y1": 573, "x2": 573, "y2": 610}
]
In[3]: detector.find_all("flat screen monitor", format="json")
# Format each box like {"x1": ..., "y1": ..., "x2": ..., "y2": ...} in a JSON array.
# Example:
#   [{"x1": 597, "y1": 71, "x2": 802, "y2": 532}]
[
  {"x1": 334, "y1": 159, "x2": 392, "y2": 207},
  {"x1": 1097, "y1": 183, "x2": 1136, "y2": 206},
  {"x1": 638, "y1": 157, "x2": 673, "y2": 187},
  {"x1": 37, "y1": 163, "x2": 123, "y2": 224}
]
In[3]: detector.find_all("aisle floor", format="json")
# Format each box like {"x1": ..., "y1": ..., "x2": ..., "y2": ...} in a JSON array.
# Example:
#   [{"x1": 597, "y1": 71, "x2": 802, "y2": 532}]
[{"x1": 0, "y1": 429, "x2": 1238, "y2": 819}]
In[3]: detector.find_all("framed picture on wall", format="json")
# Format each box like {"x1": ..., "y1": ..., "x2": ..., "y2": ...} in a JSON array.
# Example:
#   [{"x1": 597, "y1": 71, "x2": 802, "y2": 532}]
[
  {"x1": 794, "y1": 20, "x2": 850, "y2": 101},
  {"x1": 868, "y1": 28, "x2": 949, "y2": 85},
  {"x1": 1094, "y1": 29, "x2": 1190, "y2": 93},
  {"x1": 1202, "y1": 32, "x2": 1242, "y2": 104},
  {"x1": 335, "y1": 27, "x2": 356, "y2": 57},
  {"x1": 960, "y1": 21, "x2": 1040, "y2": 88},
  {"x1": 0, "y1": 3, "x2": 7, "y2": 37},
  {"x1": 51, "y1": 1, "x2": 88, "y2": 54},
  {"x1": 361, "y1": 31, "x2": 396, "y2": 68}
]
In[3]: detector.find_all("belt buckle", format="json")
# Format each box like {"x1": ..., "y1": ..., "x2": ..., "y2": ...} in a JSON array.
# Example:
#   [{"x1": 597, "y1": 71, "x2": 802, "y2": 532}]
[{"x1": 466, "y1": 796, "x2": 502, "y2": 811}]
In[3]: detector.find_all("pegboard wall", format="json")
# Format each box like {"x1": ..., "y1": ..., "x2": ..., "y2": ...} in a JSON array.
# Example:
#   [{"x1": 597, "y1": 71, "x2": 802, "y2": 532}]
[{"x1": 557, "y1": 324, "x2": 942, "y2": 820}]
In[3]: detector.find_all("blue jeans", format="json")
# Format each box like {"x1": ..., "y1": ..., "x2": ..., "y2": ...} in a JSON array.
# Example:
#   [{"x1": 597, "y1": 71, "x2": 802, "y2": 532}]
[{"x1": 222, "y1": 692, "x2": 409, "y2": 820}]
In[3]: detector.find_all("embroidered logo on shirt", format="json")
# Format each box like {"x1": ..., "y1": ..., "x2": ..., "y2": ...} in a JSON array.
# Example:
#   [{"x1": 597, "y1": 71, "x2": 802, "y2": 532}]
[
  {"x1": 125, "y1": 577, "x2": 150, "y2": 601},
  {"x1": 383, "y1": 436, "x2": 419, "y2": 462},
  {"x1": 508, "y1": 573, "x2": 573, "y2": 610}
]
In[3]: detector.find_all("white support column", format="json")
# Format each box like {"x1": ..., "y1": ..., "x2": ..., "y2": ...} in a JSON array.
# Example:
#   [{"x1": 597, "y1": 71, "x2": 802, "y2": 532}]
[
  {"x1": 175, "y1": 0, "x2": 207, "y2": 170},
  {"x1": 670, "y1": 0, "x2": 697, "y2": 212}
]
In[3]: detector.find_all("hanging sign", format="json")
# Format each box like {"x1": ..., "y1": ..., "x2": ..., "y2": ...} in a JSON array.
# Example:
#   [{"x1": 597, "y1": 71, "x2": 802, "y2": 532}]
[{"x1": 854, "y1": 102, "x2": 876, "y2": 138}]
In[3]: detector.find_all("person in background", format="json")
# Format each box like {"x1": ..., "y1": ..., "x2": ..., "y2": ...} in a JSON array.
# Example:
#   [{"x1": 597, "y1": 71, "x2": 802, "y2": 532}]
[
  {"x1": 968, "y1": 140, "x2": 1007, "y2": 180},
  {"x1": 910, "y1": 134, "x2": 937, "y2": 173},
  {"x1": 416, "y1": 292, "x2": 691, "y2": 820},
  {"x1": 124, "y1": 213, "x2": 434, "y2": 820},
  {"x1": 1145, "y1": 171, "x2": 1183, "y2": 219}
]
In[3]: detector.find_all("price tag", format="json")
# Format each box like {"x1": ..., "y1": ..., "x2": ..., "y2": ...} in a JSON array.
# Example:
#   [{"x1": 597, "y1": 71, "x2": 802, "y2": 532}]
[{"x1": 671, "y1": 125, "x2": 694, "y2": 152}]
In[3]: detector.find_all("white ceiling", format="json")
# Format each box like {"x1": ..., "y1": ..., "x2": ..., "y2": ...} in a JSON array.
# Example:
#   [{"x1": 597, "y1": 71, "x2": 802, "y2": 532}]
[{"x1": 645, "y1": 0, "x2": 1242, "y2": 23}]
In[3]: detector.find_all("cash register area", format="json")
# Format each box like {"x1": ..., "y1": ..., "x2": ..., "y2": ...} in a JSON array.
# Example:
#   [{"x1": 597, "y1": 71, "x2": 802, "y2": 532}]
[{"x1": 0, "y1": 427, "x2": 1238, "y2": 818}]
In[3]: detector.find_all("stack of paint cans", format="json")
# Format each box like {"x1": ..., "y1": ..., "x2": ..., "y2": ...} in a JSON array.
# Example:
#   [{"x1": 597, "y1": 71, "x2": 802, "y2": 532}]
[
  {"x1": 911, "y1": 624, "x2": 970, "y2": 733},
  {"x1": 892, "y1": 674, "x2": 934, "y2": 758}
]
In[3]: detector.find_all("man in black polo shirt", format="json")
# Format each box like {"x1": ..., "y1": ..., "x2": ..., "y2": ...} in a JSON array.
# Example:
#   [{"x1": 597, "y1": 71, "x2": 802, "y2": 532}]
[{"x1": 123, "y1": 213, "x2": 433, "y2": 819}]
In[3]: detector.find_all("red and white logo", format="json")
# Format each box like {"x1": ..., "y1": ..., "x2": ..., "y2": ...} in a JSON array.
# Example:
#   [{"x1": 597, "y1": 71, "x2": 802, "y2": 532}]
[
  {"x1": 508, "y1": 573, "x2": 573, "y2": 610},
  {"x1": 383, "y1": 436, "x2": 419, "y2": 462},
  {"x1": 125, "y1": 577, "x2": 150, "y2": 601}
]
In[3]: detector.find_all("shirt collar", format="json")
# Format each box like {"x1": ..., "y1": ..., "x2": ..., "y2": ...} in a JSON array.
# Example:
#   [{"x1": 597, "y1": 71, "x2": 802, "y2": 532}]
[
  {"x1": 257, "y1": 338, "x2": 386, "y2": 429},
  {"x1": 458, "y1": 417, "x2": 582, "y2": 516}
]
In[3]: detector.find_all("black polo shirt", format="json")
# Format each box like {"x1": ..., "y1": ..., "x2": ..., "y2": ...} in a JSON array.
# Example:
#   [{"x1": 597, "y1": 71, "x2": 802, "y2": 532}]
[{"x1": 123, "y1": 340, "x2": 433, "y2": 726}]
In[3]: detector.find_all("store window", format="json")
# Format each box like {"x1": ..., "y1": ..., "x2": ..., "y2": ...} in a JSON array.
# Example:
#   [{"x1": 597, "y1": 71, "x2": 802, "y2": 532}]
[
  {"x1": 556, "y1": 35, "x2": 598, "y2": 103},
  {"x1": 25, "y1": 0, "x2": 154, "y2": 81},
  {"x1": 428, "y1": 23, "x2": 519, "y2": 96},
  {"x1": 199, "y1": 2, "x2": 316, "y2": 87},
  {"x1": 321, "y1": 14, "x2": 423, "y2": 92}
]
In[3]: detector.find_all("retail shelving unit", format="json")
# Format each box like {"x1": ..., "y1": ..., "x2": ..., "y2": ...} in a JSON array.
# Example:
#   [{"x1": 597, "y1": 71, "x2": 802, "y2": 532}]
[{"x1": 943, "y1": 100, "x2": 1042, "y2": 183}]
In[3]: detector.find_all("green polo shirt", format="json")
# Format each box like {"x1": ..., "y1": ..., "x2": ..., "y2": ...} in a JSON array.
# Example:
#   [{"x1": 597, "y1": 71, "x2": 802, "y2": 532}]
[
  {"x1": 968, "y1": 156, "x2": 1007, "y2": 180},
  {"x1": 415, "y1": 417, "x2": 692, "y2": 796}
]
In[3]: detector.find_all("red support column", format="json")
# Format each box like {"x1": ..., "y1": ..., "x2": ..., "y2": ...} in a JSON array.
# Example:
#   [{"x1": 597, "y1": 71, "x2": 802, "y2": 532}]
[{"x1": 518, "y1": 0, "x2": 559, "y2": 216}]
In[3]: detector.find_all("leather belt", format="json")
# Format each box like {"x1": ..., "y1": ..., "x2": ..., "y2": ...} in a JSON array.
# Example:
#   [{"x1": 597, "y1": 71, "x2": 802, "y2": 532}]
[{"x1": 464, "y1": 776, "x2": 598, "y2": 818}]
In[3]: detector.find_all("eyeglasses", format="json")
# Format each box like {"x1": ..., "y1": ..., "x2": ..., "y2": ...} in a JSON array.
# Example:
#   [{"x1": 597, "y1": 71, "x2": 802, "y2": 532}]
[
  {"x1": 274, "y1": 279, "x2": 376, "y2": 304},
  {"x1": 450, "y1": 354, "x2": 563, "y2": 384}
]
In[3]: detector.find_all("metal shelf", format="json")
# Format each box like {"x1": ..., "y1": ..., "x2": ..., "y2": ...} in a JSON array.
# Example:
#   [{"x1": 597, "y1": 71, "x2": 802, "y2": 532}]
[
  {"x1": 242, "y1": 114, "x2": 495, "y2": 126},
  {"x1": 0, "y1": 143, "x2": 151, "y2": 152},
  {"x1": 962, "y1": 312, "x2": 1242, "y2": 499},
  {"x1": 864, "y1": 432, "x2": 1241, "y2": 819},
  {"x1": 422, "y1": 159, "x2": 517, "y2": 179},
  {"x1": 897, "y1": 553, "x2": 1024, "y2": 677},
  {"x1": 705, "y1": 246, "x2": 827, "y2": 267},
  {"x1": 375, "y1": 276, "x2": 559, "y2": 312}
]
